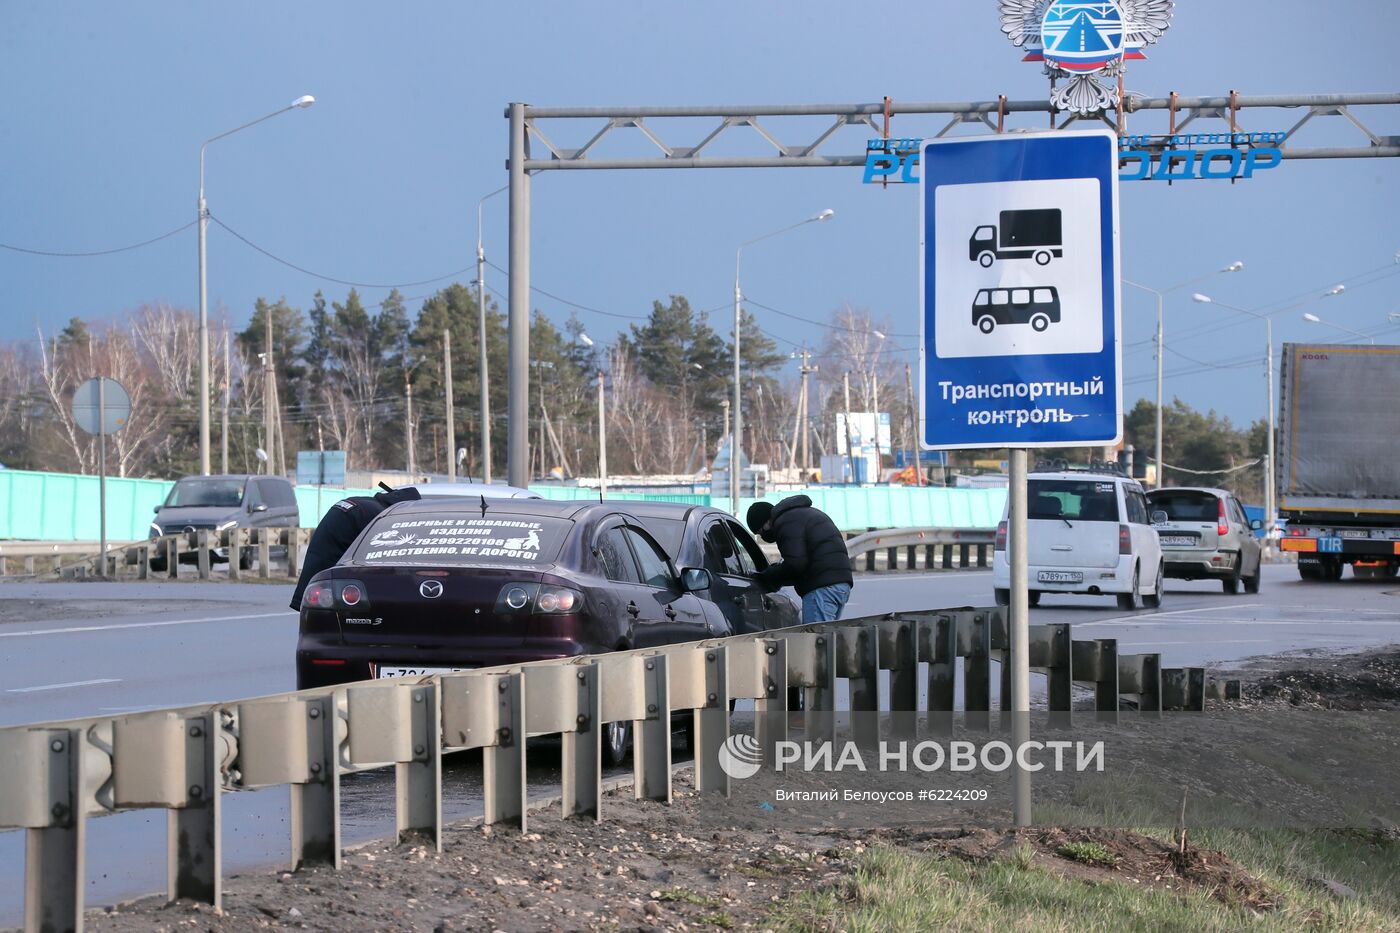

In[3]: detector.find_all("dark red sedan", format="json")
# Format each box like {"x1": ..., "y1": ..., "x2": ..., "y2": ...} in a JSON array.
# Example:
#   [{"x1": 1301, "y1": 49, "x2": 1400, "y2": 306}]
[{"x1": 295, "y1": 497, "x2": 725, "y2": 697}]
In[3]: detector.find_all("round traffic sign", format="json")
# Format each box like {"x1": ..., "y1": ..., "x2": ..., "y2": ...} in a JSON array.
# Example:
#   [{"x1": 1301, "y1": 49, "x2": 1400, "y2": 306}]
[{"x1": 71, "y1": 377, "x2": 131, "y2": 436}]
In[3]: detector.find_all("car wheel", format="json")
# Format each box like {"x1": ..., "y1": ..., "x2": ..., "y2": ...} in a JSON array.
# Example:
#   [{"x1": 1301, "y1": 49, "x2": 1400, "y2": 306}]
[
  {"x1": 1143, "y1": 564, "x2": 1164, "y2": 609},
  {"x1": 1027, "y1": 590, "x2": 1041, "y2": 608},
  {"x1": 1030, "y1": 313, "x2": 1051, "y2": 332},
  {"x1": 603, "y1": 720, "x2": 632, "y2": 767},
  {"x1": 978, "y1": 252, "x2": 995, "y2": 268},
  {"x1": 238, "y1": 548, "x2": 253, "y2": 571},
  {"x1": 1244, "y1": 566, "x2": 1261, "y2": 594},
  {"x1": 977, "y1": 316, "x2": 996, "y2": 334},
  {"x1": 1299, "y1": 562, "x2": 1321, "y2": 581},
  {"x1": 1328, "y1": 560, "x2": 1345, "y2": 582},
  {"x1": 994, "y1": 587, "x2": 1010, "y2": 606},
  {"x1": 1034, "y1": 249, "x2": 1052, "y2": 265},
  {"x1": 1221, "y1": 569, "x2": 1241, "y2": 594},
  {"x1": 1116, "y1": 568, "x2": 1141, "y2": 611}
]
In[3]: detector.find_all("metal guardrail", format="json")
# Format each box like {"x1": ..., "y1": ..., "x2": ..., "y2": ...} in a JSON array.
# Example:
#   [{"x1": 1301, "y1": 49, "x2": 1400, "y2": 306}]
[
  {"x1": 0, "y1": 605, "x2": 1240, "y2": 932},
  {"x1": 845, "y1": 526, "x2": 996, "y2": 572},
  {"x1": 0, "y1": 527, "x2": 307, "y2": 581}
]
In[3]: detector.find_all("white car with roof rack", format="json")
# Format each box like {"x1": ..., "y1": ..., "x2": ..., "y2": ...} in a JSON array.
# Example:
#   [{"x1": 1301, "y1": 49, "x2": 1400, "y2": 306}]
[{"x1": 992, "y1": 462, "x2": 1165, "y2": 610}]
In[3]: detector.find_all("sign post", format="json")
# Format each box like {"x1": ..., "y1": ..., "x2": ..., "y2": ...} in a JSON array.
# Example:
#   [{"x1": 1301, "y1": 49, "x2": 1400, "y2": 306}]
[
  {"x1": 921, "y1": 130, "x2": 1122, "y2": 826},
  {"x1": 72, "y1": 377, "x2": 132, "y2": 576}
]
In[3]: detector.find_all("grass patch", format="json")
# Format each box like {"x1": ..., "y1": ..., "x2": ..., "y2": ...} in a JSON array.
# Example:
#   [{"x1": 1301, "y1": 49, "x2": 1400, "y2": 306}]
[
  {"x1": 699, "y1": 911, "x2": 736, "y2": 929},
  {"x1": 1058, "y1": 839, "x2": 1119, "y2": 867},
  {"x1": 771, "y1": 831, "x2": 1400, "y2": 932},
  {"x1": 655, "y1": 887, "x2": 724, "y2": 909}
]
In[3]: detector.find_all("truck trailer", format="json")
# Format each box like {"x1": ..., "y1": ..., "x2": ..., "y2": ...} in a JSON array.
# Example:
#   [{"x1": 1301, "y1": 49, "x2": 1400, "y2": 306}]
[{"x1": 1276, "y1": 342, "x2": 1400, "y2": 580}]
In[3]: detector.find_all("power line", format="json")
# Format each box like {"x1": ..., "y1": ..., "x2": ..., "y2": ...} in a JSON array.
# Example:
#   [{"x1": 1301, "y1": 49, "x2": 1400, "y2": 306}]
[
  {"x1": 0, "y1": 220, "x2": 197, "y2": 257},
  {"x1": 209, "y1": 215, "x2": 475, "y2": 290},
  {"x1": 482, "y1": 258, "x2": 647, "y2": 320}
]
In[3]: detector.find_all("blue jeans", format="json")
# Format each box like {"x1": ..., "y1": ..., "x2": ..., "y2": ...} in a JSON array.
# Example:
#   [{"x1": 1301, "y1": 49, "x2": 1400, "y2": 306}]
[{"x1": 802, "y1": 583, "x2": 851, "y2": 623}]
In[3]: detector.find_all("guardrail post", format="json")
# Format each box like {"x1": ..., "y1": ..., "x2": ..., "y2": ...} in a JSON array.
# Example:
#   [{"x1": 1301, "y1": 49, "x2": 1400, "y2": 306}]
[
  {"x1": 196, "y1": 530, "x2": 211, "y2": 580},
  {"x1": 0, "y1": 727, "x2": 85, "y2": 933},
  {"x1": 958, "y1": 611, "x2": 993, "y2": 730},
  {"x1": 886, "y1": 544, "x2": 899, "y2": 571},
  {"x1": 1027, "y1": 623, "x2": 1073, "y2": 727},
  {"x1": 166, "y1": 536, "x2": 179, "y2": 578},
  {"x1": 785, "y1": 632, "x2": 835, "y2": 745},
  {"x1": 560, "y1": 664, "x2": 603, "y2": 819},
  {"x1": 916, "y1": 613, "x2": 958, "y2": 733},
  {"x1": 940, "y1": 544, "x2": 953, "y2": 570},
  {"x1": 112, "y1": 711, "x2": 223, "y2": 907},
  {"x1": 1117, "y1": 653, "x2": 1163, "y2": 716},
  {"x1": 227, "y1": 529, "x2": 242, "y2": 581},
  {"x1": 287, "y1": 528, "x2": 304, "y2": 579},
  {"x1": 344, "y1": 683, "x2": 441, "y2": 849},
  {"x1": 837, "y1": 624, "x2": 879, "y2": 746},
  {"x1": 632, "y1": 656, "x2": 669, "y2": 805},
  {"x1": 236, "y1": 694, "x2": 339, "y2": 869},
  {"x1": 257, "y1": 530, "x2": 271, "y2": 580},
  {"x1": 878, "y1": 619, "x2": 917, "y2": 737},
  {"x1": 440, "y1": 671, "x2": 527, "y2": 831},
  {"x1": 135, "y1": 544, "x2": 150, "y2": 580},
  {"x1": 1071, "y1": 639, "x2": 1120, "y2": 723},
  {"x1": 688, "y1": 646, "x2": 730, "y2": 796},
  {"x1": 754, "y1": 639, "x2": 788, "y2": 766}
]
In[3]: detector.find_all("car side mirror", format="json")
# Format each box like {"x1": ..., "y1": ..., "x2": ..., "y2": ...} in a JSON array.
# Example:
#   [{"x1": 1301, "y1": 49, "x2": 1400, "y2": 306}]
[
  {"x1": 251, "y1": 503, "x2": 269, "y2": 513},
  {"x1": 152, "y1": 505, "x2": 161, "y2": 514},
  {"x1": 680, "y1": 567, "x2": 711, "y2": 593},
  {"x1": 1150, "y1": 510, "x2": 1168, "y2": 525},
  {"x1": 1250, "y1": 519, "x2": 1263, "y2": 531}
]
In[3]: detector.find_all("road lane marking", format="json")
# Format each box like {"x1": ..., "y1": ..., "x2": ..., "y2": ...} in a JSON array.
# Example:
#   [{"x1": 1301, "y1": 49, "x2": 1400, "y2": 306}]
[
  {"x1": 7, "y1": 677, "x2": 121, "y2": 693},
  {"x1": 0, "y1": 611, "x2": 293, "y2": 638}
]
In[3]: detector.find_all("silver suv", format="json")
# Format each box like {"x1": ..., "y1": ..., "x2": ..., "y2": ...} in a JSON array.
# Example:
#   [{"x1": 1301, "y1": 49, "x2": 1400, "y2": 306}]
[{"x1": 1146, "y1": 487, "x2": 1262, "y2": 594}]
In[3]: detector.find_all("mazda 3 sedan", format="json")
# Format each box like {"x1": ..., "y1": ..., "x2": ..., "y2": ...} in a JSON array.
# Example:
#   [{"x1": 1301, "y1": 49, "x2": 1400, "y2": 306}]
[{"x1": 296, "y1": 497, "x2": 727, "y2": 690}]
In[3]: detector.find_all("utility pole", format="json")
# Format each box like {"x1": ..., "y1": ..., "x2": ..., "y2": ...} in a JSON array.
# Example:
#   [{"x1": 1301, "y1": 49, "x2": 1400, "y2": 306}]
[
  {"x1": 405, "y1": 378, "x2": 415, "y2": 477},
  {"x1": 842, "y1": 372, "x2": 857, "y2": 485},
  {"x1": 798, "y1": 348, "x2": 816, "y2": 473},
  {"x1": 263, "y1": 309, "x2": 274, "y2": 475},
  {"x1": 905, "y1": 363, "x2": 923, "y2": 486},
  {"x1": 597, "y1": 371, "x2": 608, "y2": 500},
  {"x1": 443, "y1": 329, "x2": 456, "y2": 481},
  {"x1": 220, "y1": 331, "x2": 230, "y2": 475}
]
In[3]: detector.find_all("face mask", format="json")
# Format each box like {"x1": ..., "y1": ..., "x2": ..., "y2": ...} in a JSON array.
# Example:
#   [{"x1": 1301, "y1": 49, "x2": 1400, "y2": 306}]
[{"x1": 759, "y1": 522, "x2": 776, "y2": 543}]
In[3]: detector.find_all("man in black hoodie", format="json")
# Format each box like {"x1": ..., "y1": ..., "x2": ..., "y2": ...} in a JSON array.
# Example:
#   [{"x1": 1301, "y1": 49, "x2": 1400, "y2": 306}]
[
  {"x1": 747, "y1": 494, "x2": 854, "y2": 623},
  {"x1": 289, "y1": 485, "x2": 422, "y2": 610}
]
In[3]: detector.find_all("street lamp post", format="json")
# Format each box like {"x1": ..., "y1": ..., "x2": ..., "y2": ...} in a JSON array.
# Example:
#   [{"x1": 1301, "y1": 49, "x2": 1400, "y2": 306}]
[
  {"x1": 732, "y1": 209, "x2": 834, "y2": 512},
  {"x1": 476, "y1": 184, "x2": 508, "y2": 484},
  {"x1": 197, "y1": 94, "x2": 314, "y2": 476},
  {"x1": 1303, "y1": 312, "x2": 1373, "y2": 344},
  {"x1": 1123, "y1": 261, "x2": 1242, "y2": 488},
  {"x1": 1192, "y1": 293, "x2": 1276, "y2": 546}
]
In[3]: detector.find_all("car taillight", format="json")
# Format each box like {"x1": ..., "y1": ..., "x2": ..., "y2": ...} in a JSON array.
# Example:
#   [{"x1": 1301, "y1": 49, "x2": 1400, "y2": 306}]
[
  {"x1": 1119, "y1": 524, "x2": 1131, "y2": 555},
  {"x1": 495, "y1": 583, "x2": 584, "y2": 614},
  {"x1": 302, "y1": 582, "x2": 334, "y2": 610},
  {"x1": 1217, "y1": 499, "x2": 1229, "y2": 537},
  {"x1": 995, "y1": 521, "x2": 1008, "y2": 551},
  {"x1": 536, "y1": 586, "x2": 582, "y2": 614},
  {"x1": 340, "y1": 583, "x2": 363, "y2": 606}
]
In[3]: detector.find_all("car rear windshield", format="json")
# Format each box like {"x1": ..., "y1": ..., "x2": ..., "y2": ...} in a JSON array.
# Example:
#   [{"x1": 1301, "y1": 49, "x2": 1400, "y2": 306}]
[
  {"x1": 1028, "y1": 480, "x2": 1120, "y2": 522},
  {"x1": 1147, "y1": 491, "x2": 1219, "y2": 522},
  {"x1": 165, "y1": 479, "x2": 245, "y2": 508},
  {"x1": 352, "y1": 513, "x2": 571, "y2": 565}
]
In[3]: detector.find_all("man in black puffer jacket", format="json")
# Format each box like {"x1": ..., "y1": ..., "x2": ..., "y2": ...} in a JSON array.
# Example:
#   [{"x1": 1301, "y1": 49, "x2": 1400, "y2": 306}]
[
  {"x1": 289, "y1": 485, "x2": 422, "y2": 610},
  {"x1": 747, "y1": 495, "x2": 854, "y2": 623}
]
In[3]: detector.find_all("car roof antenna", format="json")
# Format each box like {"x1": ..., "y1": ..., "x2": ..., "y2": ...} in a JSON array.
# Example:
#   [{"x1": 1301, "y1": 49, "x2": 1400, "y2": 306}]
[{"x1": 480, "y1": 494, "x2": 488, "y2": 518}]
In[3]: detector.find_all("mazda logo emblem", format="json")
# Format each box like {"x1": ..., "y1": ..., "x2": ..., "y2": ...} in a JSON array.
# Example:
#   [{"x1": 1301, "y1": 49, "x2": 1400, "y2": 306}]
[{"x1": 419, "y1": 580, "x2": 444, "y2": 599}]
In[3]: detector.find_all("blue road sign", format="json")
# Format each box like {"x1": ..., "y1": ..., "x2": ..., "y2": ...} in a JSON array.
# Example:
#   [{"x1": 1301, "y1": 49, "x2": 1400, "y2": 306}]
[{"x1": 920, "y1": 130, "x2": 1121, "y2": 449}]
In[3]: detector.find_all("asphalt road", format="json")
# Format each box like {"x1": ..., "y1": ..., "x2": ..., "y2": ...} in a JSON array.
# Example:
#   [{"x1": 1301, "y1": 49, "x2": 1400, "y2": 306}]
[{"x1": 1, "y1": 565, "x2": 1397, "y2": 924}]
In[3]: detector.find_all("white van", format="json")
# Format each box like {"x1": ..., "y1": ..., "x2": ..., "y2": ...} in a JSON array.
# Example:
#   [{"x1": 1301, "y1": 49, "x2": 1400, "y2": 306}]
[{"x1": 991, "y1": 466, "x2": 1165, "y2": 610}]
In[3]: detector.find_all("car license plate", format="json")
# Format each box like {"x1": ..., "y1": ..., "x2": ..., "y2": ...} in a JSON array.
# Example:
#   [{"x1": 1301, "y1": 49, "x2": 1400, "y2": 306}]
[
  {"x1": 376, "y1": 665, "x2": 474, "y2": 679},
  {"x1": 1318, "y1": 537, "x2": 1344, "y2": 553},
  {"x1": 1160, "y1": 535, "x2": 1197, "y2": 547},
  {"x1": 1037, "y1": 571, "x2": 1083, "y2": 584}
]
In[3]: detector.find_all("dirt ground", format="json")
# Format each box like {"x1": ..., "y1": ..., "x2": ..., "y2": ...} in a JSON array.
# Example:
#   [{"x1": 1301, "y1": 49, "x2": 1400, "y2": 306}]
[
  {"x1": 71, "y1": 645, "x2": 1400, "y2": 932},
  {"x1": 81, "y1": 776, "x2": 1283, "y2": 933}
]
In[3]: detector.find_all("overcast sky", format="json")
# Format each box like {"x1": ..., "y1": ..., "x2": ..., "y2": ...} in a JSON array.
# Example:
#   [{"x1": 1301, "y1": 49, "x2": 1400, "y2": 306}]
[{"x1": 2, "y1": 1, "x2": 1397, "y2": 427}]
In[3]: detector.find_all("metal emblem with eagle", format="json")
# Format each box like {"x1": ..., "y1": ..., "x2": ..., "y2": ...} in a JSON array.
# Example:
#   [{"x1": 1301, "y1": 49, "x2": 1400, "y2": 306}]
[{"x1": 999, "y1": 0, "x2": 1173, "y2": 116}]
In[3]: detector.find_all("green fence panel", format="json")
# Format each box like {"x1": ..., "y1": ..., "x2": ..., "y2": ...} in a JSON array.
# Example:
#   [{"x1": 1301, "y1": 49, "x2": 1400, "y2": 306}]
[{"x1": 712, "y1": 486, "x2": 1008, "y2": 532}]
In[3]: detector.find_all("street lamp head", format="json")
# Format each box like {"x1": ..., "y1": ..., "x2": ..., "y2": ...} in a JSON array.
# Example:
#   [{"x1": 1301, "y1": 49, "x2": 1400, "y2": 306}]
[
  {"x1": 812, "y1": 209, "x2": 835, "y2": 222},
  {"x1": 578, "y1": 332, "x2": 594, "y2": 347},
  {"x1": 1224, "y1": 261, "x2": 1244, "y2": 273},
  {"x1": 291, "y1": 95, "x2": 316, "y2": 109},
  {"x1": 1303, "y1": 313, "x2": 1322, "y2": 323},
  {"x1": 1389, "y1": 312, "x2": 1400, "y2": 322},
  {"x1": 1324, "y1": 284, "x2": 1345, "y2": 297},
  {"x1": 1191, "y1": 293, "x2": 1213, "y2": 304},
  {"x1": 872, "y1": 329, "x2": 887, "y2": 340},
  {"x1": 254, "y1": 448, "x2": 269, "y2": 462}
]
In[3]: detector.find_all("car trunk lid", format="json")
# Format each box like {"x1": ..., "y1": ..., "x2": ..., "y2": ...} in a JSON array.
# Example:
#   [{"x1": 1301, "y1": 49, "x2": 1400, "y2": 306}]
[{"x1": 334, "y1": 564, "x2": 545, "y2": 648}]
